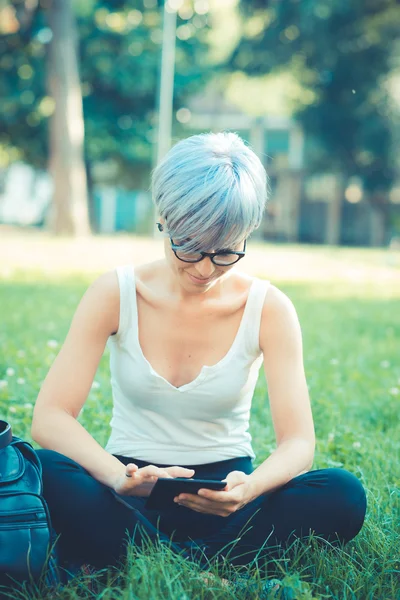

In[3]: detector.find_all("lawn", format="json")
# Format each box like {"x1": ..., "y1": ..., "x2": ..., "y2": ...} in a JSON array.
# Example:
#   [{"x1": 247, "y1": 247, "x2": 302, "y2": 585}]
[{"x1": 0, "y1": 232, "x2": 399, "y2": 599}]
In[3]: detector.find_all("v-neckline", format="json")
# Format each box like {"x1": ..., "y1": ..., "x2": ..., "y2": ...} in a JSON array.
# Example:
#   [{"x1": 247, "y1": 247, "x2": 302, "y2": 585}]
[{"x1": 130, "y1": 266, "x2": 256, "y2": 392}]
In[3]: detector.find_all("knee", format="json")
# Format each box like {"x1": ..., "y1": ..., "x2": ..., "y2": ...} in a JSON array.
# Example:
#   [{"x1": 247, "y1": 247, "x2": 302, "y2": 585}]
[
  {"x1": 324, "y1": 468, "x2": 367, "y2": 539},
  {"x1": 294, "y1": 467, "x2": 367, "y2": 542},
  {"x1": 325, "y1": 468, "x2": 366, "y2": 505},
  {"x1": 37, "y1": 449, "x2": 85, "y2": 472},
  {"x1": 36, "y1": 449, "x2": 87, "y2": 492}
]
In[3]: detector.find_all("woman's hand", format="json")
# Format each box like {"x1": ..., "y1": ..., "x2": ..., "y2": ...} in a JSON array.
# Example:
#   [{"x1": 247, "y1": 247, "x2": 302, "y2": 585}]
[
  {"x1": 174, "y1": 470, "x2": 255, "y2": 516},
  {"x1": 113, "y1": 463, "x2": 195, "y2": 497}
]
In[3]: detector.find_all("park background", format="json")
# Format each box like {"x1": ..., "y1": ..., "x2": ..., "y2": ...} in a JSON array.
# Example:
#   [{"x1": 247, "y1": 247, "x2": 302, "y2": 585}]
[{"x1": 0, "y1": 1, "x2": 399, "y2": 599}]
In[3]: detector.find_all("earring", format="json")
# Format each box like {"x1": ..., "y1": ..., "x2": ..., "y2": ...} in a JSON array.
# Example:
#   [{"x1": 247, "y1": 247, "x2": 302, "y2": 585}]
[{"x1": 156, "y1": 222, "x2": 163, "y2": 232}]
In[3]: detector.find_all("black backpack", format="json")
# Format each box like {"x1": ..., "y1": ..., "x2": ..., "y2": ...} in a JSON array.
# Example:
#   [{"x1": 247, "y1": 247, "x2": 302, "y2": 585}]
[{"x1": 0, "y1": 420, "x2": 60, "y2": 591}]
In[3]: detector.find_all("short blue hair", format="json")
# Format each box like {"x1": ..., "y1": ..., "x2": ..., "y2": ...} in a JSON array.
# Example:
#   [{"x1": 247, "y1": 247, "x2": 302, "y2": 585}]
[{"x1": 152, "y1": 131, "x2": 268, "y2": 252}]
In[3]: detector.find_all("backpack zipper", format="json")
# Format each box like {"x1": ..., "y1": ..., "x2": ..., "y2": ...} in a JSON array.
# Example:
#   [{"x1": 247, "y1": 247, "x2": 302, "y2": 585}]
[{"x1": 0, "y1": 510, "x2": 46, "y2": 524}]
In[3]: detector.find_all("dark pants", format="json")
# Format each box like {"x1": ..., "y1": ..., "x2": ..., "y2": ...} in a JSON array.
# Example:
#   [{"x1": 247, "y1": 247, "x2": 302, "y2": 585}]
[{"x1": 37, "y1": 450, "x2": 367, "y2": 570}]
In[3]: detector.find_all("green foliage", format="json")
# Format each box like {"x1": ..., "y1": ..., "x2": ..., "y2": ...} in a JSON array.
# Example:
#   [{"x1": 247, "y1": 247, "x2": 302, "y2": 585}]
[
  {"x1": 0, "y1": 6, "x2": 49, "y2": 167},
  {"x1": 0, "y1": 1, "x2": 213, "y2": 184},
  {"x1": 78, "y1": 2, "x2": 212, "y2": 182},
  {"x1": 232, "y1": 0, "x2": 399, "y2": 193},
  {"x1": 0, "y1": 265, "x2": 399, "y2": 599}
]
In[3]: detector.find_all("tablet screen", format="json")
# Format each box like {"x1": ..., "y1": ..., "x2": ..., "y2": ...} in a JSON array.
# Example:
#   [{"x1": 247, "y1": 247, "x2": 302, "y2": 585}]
[{"x1": 145, "y1": 477, "x2": 226, "y2": 510}]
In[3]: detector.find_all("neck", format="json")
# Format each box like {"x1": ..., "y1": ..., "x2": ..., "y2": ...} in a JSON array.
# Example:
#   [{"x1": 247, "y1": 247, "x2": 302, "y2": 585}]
[{"x1": 162, "y1": 261, "x2": 231, "y2": 304}]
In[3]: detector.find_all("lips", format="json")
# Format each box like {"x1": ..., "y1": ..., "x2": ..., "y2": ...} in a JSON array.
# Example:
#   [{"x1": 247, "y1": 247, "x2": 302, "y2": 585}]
[{"x1": 187, "y1": 272, "x2": 213, "y2": 285}]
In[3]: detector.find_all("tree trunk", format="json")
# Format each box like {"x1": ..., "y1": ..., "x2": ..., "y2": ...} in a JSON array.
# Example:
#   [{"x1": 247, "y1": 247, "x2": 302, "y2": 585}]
[
  {"x1": 325, "y1": 174, "x2": 345, "y2": 245},
  {"x1": 85, "y1": 158, "x2": 98, "y2": 232},
  {"x1": 47, "y1": 0, "x2": 90, "y2": 236},
  {"x1": 368, "y1": 192, "x2": 389, "y2": 247}
]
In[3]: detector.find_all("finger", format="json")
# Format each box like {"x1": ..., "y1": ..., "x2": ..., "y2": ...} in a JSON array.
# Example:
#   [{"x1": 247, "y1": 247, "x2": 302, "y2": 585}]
[
  {"x1": 167, "y1": 467, "x2": 195, "y2": 478},
  {"x1": 222, "y1": 471, "x2": 247, "y2": 490},
  {"x1": 197, "y1": 488, "x2": 230, "y2": 500},
  {"x1": 174, "y1": 495, "x2": 210, "y2": 512},
  {"x1": 176, "y1": 492, "x2": 233, "y2": 508},
  {"x1": 137, "y1": 466, "x2": 172, "y2": 481},
  {"x1": 175, "y1": 496, "x2": 227, "y2": 516},
  {"x1": 125, "y1": 463, "x2": 138, "y2": 478},
  {"x1": 224, "y1": 470, "x2": 245, "y2": 483},
  {"x1": 197, "y1": 493, "x2": 239, "y2": 509},
  {"x1": 155, "y1": 468, "x2": 173, "y2": 478}
]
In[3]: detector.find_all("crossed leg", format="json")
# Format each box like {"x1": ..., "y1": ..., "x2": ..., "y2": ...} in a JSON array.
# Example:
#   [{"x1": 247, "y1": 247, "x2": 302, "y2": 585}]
[
  {"x1": 200, "y1": 468, "x2": 367, "y2": 566},
  {"x1": 37, "y1": 450, "x2": 366, "y2": 571}
]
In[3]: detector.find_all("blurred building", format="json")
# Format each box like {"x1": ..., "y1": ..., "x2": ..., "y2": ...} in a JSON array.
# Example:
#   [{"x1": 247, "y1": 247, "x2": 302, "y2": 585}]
[
  {"x1": 183, "y1": 87, "x2": 400, "y2": 247},
  {"x1": 1, "y1": 87, "x2": 399, "y2": 246},
  {"x1": 184, "y1": 87, "x2": 304, "y2": 244},
  {"x1": 0, "y1": 163, "x2": 51, "y2": 227}
]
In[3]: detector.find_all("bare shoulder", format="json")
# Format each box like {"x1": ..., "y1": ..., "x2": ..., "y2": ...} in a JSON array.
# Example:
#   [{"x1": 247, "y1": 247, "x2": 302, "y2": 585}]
[
  {"x1": 262, "y1": 284, "x2": 298, "y2": 319},
  {"x1": 87, "y1": 270, "x2": 120, "y2": 305},
  {"x1": 80, "y1": 269, "x2": 120, "y2": 336},
  {"x1": 260, "y1": 284, "x2": 302, "y2": 352},
  {"x1": 90, "y1": 269, "x2": 120, "y2": 296}
]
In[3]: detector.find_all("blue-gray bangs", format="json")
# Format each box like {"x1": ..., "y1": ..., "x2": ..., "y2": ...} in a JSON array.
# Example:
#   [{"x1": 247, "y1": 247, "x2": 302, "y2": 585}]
[{"x1": 151, "y1": 131, "x2": 268, "y2": 253}]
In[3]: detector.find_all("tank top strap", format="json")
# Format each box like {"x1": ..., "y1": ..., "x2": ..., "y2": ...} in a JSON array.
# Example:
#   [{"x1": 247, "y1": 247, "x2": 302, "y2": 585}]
[
  {"x1": 241, "y1": 277, "x2": 271, "y2": 357},
  {"x1": 115, "y1": 264, "x2": 137, "y2": 340}
]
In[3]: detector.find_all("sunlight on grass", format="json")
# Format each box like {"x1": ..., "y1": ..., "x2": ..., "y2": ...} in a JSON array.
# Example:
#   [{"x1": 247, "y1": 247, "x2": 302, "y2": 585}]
[
  {"x1": 0, "y1": 233, "x2": 399, "y2": 599},
  {"x1": 1, "y1": 228, "x2": 399, "y2": 292}
]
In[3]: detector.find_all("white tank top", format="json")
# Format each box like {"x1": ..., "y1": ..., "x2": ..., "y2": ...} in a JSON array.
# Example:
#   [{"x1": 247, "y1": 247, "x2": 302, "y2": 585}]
[{"x1": 105, "y1": 265, "x2": 270, "y2": 465}]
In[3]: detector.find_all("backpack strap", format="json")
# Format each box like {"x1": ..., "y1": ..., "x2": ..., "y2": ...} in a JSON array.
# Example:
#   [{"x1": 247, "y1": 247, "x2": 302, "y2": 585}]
[{"x1": 0, "y1": 420, "x2": 12, "y2": 450}]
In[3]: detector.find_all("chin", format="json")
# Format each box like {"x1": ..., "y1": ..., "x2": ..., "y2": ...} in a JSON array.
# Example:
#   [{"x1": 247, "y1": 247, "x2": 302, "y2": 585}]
[{"x1": 185, "y1": 270, "x2": 225, "y2": 288}]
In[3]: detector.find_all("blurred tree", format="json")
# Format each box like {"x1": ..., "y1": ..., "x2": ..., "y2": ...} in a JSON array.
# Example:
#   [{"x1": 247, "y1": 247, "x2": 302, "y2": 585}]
[
  {"x1": 48, "y1": 0, "x2": 90, "y2": 235},
  {"x1": 0, "y1": 1, "x2": 48, "y2": 168},
  {"x1": 231, "y1": 0, "x2": 400, "y2": 244},
  {"x1": 0, "y1": 0, "x2": 89, "y2": 234},
  {"x1": 0, "y1": 0, "x2": 212, "y2": 232},
  {"x1": 76, "y1": 1, "x2": 211, "y2": 185}
]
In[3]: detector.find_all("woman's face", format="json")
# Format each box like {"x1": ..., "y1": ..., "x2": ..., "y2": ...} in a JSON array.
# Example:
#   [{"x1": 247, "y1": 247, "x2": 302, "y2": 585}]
[{"x1": 163, "y1": 236, "x2": 245, "y2": 293}]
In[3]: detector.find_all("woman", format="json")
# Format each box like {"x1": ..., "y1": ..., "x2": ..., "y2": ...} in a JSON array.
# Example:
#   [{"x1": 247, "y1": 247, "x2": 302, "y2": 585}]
[{"x1": 32, "y1": 132, "x2": 366, "y2": 575}]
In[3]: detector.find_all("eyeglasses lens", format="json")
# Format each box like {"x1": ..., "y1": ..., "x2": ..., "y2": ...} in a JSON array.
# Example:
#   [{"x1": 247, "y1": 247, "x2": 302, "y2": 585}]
[
  {"x1": 213, "y1": 254, "x2": 240, "y2": 266},
  {"x1": 174, "y1": 250, "x2": 239, "y2": 266},
  {"x1": 174, "y1": 250, "x2": 203, "y2": 263}
]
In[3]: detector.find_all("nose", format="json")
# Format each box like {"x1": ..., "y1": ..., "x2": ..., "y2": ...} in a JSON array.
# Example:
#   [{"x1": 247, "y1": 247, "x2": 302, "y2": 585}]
[{"x1": 193, "y1": 257, "x2": 216, "y2": 279}]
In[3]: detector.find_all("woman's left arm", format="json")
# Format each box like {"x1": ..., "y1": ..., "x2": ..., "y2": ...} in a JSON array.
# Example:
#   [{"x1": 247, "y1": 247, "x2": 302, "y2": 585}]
[
  {"x1": 244, "y1": 285, "x2": 315, "y2": 502},
  {"x1": 174, "y1": 286, "x2": 315, "y2": 515}
]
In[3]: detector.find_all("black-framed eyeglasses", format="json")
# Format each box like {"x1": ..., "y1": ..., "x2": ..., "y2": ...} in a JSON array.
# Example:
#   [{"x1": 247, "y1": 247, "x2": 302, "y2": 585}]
[{"x1": 157, "y1": 222, "x2": 246, "y2": 266}]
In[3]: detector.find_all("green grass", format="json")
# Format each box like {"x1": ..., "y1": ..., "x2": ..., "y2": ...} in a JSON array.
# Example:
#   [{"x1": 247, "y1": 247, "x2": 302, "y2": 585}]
[{"x1": 0, "y1": 271, "x2": 399, "y2": 600}]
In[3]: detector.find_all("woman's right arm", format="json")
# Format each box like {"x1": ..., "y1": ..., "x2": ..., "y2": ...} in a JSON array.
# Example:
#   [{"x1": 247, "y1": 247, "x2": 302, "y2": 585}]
[
  {"x1": 31, "y1": 271, "x2": 130, "y2": 490},
  {"x1": 31, "y1": 271, "x2": 193, "y2": 494}
]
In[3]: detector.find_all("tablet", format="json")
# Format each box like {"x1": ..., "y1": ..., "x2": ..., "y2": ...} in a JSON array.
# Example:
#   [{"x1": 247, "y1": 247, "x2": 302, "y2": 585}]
[{"x1": 145, "y1": 477, "x2": 226, "y2": 510}]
